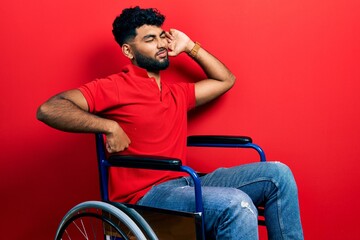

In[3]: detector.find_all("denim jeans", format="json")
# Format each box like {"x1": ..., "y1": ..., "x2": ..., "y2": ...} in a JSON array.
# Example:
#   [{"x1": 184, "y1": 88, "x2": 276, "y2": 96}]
[{"x1": 137, "y1": 161, "x2": 304, "y2": 240}]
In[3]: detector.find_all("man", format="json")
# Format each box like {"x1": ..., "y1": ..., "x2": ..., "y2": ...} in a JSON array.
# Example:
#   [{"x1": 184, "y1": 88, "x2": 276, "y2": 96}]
[{"x1": 37, "y1": 6, "x2": 303, "y2": 239}]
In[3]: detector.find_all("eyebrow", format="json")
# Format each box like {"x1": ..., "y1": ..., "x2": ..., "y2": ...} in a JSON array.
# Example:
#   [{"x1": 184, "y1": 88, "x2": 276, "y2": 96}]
[{"x1": 143, "y1": 30, "x2": 166, "y2": 40}]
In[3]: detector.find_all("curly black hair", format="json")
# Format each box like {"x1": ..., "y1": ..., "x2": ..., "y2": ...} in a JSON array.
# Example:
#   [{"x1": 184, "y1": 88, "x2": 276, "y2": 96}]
[{"x1": 112, "y1": 6, "x2": 165, "y2": 46}]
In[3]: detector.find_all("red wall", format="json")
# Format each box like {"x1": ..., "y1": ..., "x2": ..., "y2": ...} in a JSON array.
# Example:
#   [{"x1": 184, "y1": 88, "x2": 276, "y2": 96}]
[{"x1": 1, "y1": 1, "x2": 359, "y2": 239}]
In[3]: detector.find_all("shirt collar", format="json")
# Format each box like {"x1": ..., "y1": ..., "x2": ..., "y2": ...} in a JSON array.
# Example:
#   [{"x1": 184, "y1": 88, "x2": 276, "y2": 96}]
[{"x1": 121, "y1": 64, "x2": 150, "y2": 79}]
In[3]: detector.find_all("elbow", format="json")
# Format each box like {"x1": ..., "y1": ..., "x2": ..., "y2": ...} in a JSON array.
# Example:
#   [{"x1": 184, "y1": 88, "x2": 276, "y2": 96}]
[
  {"x1": 36, "y1": 103, "x2": 48, "y2": 122},
  {"x1": 230, "y1": 73, "x2": 236, "y2": 86},
  {"x1": 36, "y1": 95, "x2": 61, "y2": 122},
  {"x1": 227, "y1": 73, "x2": 236, "y2": 90}
]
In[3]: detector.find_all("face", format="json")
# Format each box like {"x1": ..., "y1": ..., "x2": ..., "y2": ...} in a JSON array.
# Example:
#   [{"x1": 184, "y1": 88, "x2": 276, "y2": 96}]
[{"x1": 127, "y1": 25, "x2": 169, "y2": 72}]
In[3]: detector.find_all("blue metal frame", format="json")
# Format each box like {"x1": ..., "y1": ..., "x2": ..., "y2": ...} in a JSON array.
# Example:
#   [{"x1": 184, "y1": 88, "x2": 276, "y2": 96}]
[
  {"x1": 180, "y1": 165, "x2": 205, "y2": 239},
  {"x1": 95, "y1": 133, "x2": 110, "y2": 202},
  {"x1": 187, "y1": 142, "x2": 266, "y2": 162}
]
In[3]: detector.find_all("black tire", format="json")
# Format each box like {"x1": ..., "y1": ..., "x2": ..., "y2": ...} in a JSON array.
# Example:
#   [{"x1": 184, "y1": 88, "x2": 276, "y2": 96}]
[{"x1": 55, "y1": 201, "x2": 158, "y2": 240}]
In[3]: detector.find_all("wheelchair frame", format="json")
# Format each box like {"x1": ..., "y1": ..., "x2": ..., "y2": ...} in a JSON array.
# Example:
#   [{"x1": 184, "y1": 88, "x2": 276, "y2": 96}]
[{"x1": 55, "y1": 134, "x2": 266, "y2": 240}]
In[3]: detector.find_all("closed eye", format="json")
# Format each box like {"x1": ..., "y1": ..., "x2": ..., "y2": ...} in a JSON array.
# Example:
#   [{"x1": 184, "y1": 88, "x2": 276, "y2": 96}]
[
  {"x1": 143, "y1": 31, "x2": 166, "y2": 42},
  {"x1": 144, "y1": 36, "x2": 155, "y2": 42},
  {"x1": 143, "y1": 34, "x2": 156, "y2": 42}
]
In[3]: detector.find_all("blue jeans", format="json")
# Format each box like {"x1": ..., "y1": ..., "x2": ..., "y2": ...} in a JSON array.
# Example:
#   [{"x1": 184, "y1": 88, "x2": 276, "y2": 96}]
[{"x1": 137, "y1": 161, "x2": 304, "y2": 240}]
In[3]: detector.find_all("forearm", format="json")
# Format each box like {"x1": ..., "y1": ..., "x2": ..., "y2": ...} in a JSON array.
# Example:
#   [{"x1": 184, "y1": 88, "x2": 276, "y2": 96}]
[
  {"x1": 186, "y1": 41, "x2": 236, "y2": 106},
  {"x1": 37, "y1": 96, "x2": 116, "y2": 134},
  {"x1": 187, "y1": 41, "x2": 236, "y2": 85}
]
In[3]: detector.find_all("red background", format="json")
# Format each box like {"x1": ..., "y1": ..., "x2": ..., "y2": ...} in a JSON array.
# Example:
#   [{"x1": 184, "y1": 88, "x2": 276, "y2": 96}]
[{"x1": 1, "y1": 0, "x2": 360, "y2": 239}]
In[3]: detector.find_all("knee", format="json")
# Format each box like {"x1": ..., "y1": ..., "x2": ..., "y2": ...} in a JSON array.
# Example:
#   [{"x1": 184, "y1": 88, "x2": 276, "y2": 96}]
[
  {"x1": 227, "y1": 191, "x2": 256, "y2": 211},
  {"x1": 269, "y1": 162, "x2": 298, "y2": 194},
  {"x1": 220, "y1": 190, "x2": 258, "y2": 224},
  {"x1": 203, "y1": 189, "x2": 259, "y2": 239},
  {"x1": 221, "y1": 192, "x2": 258, "y2": 235},
  {"x1": 204, "y1": 188, "x2": 258, "y2": 220}
]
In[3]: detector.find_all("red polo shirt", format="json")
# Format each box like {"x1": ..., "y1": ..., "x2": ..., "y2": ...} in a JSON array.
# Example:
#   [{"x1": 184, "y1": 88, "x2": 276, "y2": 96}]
[{"x1": 79, "y1": 64, "x2": 196, "y2": 203}]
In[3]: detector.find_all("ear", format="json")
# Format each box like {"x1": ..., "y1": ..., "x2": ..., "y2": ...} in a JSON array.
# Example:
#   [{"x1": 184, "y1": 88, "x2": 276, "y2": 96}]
[{"x1": 122, "y1": 44, "x2": 134, "y2": 59}]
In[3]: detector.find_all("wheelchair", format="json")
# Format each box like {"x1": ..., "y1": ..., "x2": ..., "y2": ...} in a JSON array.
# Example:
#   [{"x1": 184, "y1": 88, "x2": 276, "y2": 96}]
[{"x1": 55, "y1": 134, "x2": 267, "y2": 240}]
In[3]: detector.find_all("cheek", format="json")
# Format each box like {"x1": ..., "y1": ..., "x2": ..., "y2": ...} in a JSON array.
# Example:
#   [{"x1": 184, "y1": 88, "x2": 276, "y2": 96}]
[{"x1": 137, "y1": 44, "x2": 157, "y2": 56}]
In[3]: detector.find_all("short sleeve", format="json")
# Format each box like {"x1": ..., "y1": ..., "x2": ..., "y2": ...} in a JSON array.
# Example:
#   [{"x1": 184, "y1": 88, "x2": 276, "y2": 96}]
[
  {"x1": 78, "y1": 76, "x2": 120, "y2": 113},
  {"x1": 187, "y1": 83, "x2": 196, "y2": 110},
  {"x1": 174, "y1": 82, "x2": 196, "y2": 111}
]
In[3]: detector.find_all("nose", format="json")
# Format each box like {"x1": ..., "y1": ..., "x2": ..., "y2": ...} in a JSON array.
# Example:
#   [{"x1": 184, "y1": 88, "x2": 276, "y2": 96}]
[{"x1": 157, "y1": 37, "x2": 167, "y2": 48}]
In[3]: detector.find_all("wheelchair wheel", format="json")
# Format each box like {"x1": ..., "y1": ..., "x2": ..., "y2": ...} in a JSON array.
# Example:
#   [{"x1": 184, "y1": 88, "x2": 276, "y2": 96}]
[{"x1": 55, "y1": 201, "x2": 158, "y2": 240}]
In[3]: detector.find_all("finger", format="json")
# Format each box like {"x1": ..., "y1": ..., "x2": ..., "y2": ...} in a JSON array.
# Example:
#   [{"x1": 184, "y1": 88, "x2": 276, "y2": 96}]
[
  {"x1": 167, "y1": 43, "x2": 174, "y2": 51},
  {"x1": 169, "y1": 28, "x2": 177, "y2": 34},
  {"x1": 106, "y1": 143, "x2": 113, "y2": 153},
  {"x1": 165, "y1": 31, "x2": 174, "y2": 40},
  {"x1": 167, "y1": 51, "x2": 177, "y2": 57},
  {"x1": 166, "y1": 37, "x2": 172, "y2": 44}
]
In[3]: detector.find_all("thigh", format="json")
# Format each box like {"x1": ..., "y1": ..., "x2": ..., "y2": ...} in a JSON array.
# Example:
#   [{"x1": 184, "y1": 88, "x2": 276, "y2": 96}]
[
  {"x1": 137, "y1": 177, "x2": 194, "y2": 212},
  {"x1": 138, "y1": 180, "x2": 258, "y2": 239},
  {"x1": 198, "y1": 161, "x2": 294, "y2": 206},
  {"x1": 138, "y1": 179, "x2": 253, "y2": 211}
]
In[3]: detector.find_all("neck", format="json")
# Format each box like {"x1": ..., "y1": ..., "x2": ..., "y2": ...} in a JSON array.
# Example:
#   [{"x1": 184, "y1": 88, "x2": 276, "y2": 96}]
[
  {"x1": 147, "y1": 70, "x2": 160, "y2": 80},
  {"x1": 147, "y1": 71, "x2": 161, "y2": 89}
]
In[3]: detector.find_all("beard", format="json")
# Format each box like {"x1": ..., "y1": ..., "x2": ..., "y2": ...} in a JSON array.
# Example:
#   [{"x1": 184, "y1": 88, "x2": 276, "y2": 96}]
[{"x1": 133, "y1": 48, "x2": 170, "y2": 72}]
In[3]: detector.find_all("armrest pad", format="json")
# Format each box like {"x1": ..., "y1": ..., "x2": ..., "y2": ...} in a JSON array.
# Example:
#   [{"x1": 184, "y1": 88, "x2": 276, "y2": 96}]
[
  {"x1": 187, "y1": 135, "x2": 252, "y2": 145},
  {"x1": 108, "y1": 155, "x2": 182, "y2": 171}
]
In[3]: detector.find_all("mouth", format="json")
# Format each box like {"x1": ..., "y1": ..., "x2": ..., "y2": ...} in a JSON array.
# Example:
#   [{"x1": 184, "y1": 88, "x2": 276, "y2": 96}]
[{"x1": 156, "y1": 49, "x2": 168, "y2": 58}]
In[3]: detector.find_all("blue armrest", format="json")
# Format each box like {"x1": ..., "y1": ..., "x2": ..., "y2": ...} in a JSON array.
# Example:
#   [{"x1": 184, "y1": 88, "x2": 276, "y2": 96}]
[
  {"x1": 108, "y1": 155, "x2": 182, "y2": 171},
  {"x1": 187, "y1": 135, "x2": 266, "y2": 162},
  {"x1": 187, "y1": 135, "x2": 252, "y2": 145}
]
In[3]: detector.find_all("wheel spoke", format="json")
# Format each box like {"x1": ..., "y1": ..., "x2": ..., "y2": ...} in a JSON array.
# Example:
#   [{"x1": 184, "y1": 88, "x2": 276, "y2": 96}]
[
  {"x1": 55, "y1": 201, "x2": 151, "y2": 240},
  {"x1": 72, "y1": 220, "x2": 89, "y2": 239}
]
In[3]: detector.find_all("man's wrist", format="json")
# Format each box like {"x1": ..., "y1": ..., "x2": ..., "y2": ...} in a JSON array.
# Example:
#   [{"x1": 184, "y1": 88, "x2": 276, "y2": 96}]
[
  {"x1": 188, "y1": 41, "x2": 201, "y2": 58},
  {"x1": 103, "y1": 119, "x2": 119, "y2": 135},
  {"x1": 185, "y1": 41, "x2": 195, "y2": 53}
]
